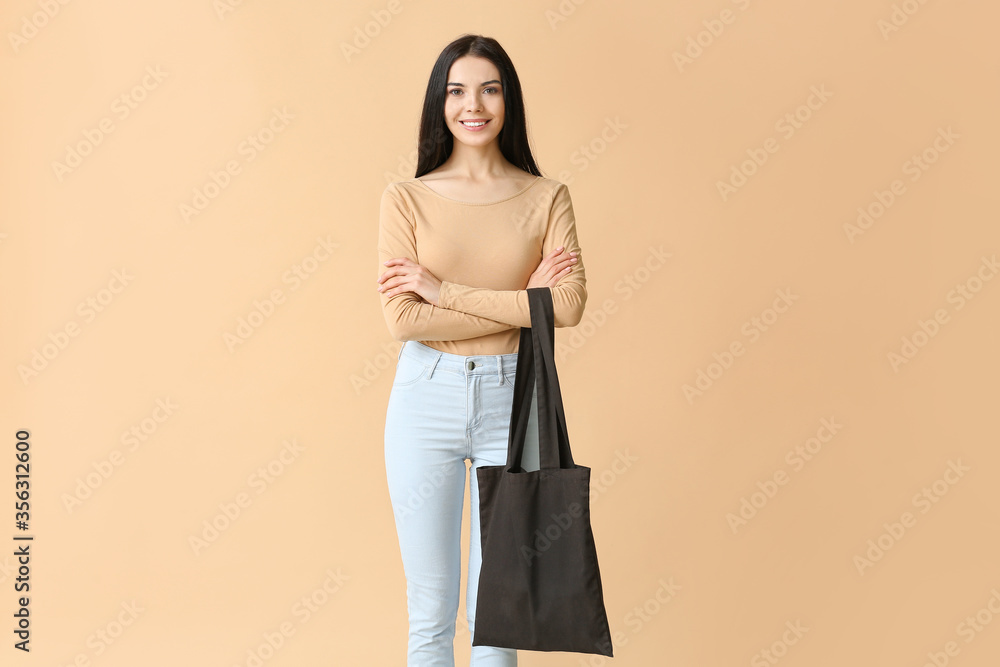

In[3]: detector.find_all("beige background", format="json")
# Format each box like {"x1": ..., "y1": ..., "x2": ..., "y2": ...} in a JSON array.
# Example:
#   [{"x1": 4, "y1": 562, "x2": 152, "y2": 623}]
[{"x1": 2, "y1": 0, "x2": 999, "y2": 665}]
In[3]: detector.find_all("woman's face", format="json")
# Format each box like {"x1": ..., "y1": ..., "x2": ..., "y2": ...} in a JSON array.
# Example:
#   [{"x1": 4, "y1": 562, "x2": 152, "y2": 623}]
[{"x1": 443, "y1": 55, "x2": 505, "y2": 148}]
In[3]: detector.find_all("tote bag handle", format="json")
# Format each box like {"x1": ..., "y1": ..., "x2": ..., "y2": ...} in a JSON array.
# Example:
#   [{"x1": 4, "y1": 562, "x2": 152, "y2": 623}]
[{"x1": 506, "y1": 287, "x2": 575, "y2": 471}]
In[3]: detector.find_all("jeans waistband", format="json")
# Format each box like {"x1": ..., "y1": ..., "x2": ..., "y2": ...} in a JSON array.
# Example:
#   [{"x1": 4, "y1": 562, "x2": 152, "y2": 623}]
[{"x1": 399, "y1": 340, "x2": 518, "y2": 384}]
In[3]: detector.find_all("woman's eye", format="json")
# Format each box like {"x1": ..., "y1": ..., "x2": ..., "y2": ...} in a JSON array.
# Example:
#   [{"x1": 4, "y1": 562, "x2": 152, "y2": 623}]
[
  {"x1": 484, "y1": 87, "x2": 497, "y2": 94},
  {"x1": 448, "y1": 89, "x2": 461, "y2": 95}
]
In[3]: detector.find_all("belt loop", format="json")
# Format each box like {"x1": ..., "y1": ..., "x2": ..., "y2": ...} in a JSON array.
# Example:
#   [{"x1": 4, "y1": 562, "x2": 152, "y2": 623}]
[
  {"x1": 496, "y1": 354, "x2": 503, "y2": 385},
  {"x1": 427, "y1": 352, "x2": 441, "y2": 379}
]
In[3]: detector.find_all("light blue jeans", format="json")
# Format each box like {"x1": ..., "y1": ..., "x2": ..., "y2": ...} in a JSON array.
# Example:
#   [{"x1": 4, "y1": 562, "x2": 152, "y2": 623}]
[{"x1": 384, "y1": 340, "x2": 539, "y2": 666}]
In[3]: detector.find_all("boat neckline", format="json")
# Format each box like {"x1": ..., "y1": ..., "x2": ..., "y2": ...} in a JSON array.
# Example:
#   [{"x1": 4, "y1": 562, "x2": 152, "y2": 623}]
[{"x1": 412, "y1": 176, "x2": 543, "y2": 205}]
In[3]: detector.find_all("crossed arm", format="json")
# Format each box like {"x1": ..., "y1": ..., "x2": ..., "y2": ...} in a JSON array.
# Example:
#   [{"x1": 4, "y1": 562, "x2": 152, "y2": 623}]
[{"x1": 376, "y1": 182, "x2": 587, "y2": 341}]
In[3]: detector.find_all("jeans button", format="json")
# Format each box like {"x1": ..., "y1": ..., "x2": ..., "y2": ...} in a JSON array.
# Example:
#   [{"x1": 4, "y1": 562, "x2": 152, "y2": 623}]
[{"x1": 467, "y1": 360, "x2": 475, "y2": 370}]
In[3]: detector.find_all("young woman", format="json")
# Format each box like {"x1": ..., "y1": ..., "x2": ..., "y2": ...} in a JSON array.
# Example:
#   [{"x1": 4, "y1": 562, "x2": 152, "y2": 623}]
[{"x1": 376, "y1": 34, "x2": 587, "y2": 666}]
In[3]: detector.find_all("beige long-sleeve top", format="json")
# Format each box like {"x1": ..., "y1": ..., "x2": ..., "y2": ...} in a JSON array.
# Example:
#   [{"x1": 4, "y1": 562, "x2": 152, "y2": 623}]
[{"x1": 377, "y1": 176, "x2": 587, "y2": 356}]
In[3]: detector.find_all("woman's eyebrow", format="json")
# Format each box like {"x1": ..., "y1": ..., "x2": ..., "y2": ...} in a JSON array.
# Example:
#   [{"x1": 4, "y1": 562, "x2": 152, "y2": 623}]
[{"x1": 446, "y1": 80, "x2": 501, "y2": 87}]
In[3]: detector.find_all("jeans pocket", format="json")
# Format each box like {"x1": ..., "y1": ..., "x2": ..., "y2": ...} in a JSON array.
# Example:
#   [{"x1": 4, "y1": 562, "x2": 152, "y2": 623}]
[
  {"x1": 502, "y1": 372, "x2": 517, "y2": 391},
  {"x1": 392, "y1": 354, "x2": 429, "y2": 387}
]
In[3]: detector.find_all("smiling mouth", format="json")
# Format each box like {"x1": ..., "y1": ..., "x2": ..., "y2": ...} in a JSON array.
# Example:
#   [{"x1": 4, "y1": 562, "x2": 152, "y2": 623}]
[{"x1": 460, "y1": 120, "x2": 490, "y2": 127}]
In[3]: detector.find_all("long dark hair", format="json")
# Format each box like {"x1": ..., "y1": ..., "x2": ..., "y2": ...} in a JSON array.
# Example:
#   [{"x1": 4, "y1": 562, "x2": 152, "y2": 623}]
[{"x1": 414, "y1": 34, "x2": 541, "y2": 178}]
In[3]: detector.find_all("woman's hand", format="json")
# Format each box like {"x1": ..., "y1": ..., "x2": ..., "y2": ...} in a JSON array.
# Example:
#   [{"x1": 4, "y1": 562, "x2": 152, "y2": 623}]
[
  {"x1": 377, "y1": 258, "x2": 443, "y2": 305},
  {"x1": 526, "y1": 246, "x2": 578, "y2": 289},
  {"x1": 377, "y1": 246, "x2": 579, "y2": 304}
]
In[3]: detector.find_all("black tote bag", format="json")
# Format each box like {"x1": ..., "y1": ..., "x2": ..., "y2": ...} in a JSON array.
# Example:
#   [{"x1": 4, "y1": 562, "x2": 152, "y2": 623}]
[{"x1": 472, "y1": 287, "x2": 614, "y2": 657}]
